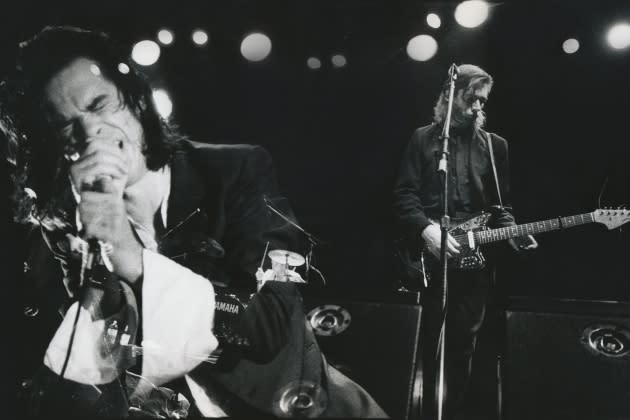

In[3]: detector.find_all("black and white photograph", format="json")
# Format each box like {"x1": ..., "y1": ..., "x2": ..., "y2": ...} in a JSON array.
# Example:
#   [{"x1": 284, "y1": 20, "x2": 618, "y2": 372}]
[{"x1": 2, "y1": 1, "x2": 630, "y2": 419}]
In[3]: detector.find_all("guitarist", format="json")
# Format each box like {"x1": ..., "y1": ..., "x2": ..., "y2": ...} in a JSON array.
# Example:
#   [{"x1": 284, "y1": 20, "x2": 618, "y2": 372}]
[{"x1": 393, "y1": 64, "x2": 537, "y2": 420}]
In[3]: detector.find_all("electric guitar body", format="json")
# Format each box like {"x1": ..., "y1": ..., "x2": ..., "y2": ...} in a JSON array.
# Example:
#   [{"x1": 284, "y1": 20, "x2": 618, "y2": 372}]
[{"x1": 394, "y1": 208, "x2": 630, "y2": 290}]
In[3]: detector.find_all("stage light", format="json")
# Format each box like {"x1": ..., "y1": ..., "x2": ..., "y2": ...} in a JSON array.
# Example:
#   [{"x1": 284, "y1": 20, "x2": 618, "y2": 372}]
[
  {"x1": 118, "y1": 63, "x2": 130, "y2": 74},
  {"x1": 427, "y1": 13, "x2": 441, "y2": 29},
  {"x1": 152, "y1": 89, "x2": 173, "y2": 119},
  {"x1": 562, "y1": 38, "x2": 580, "y2": 54},
  {"x1": 454, "y1": 0, "x2": 489, "y2": 28},
  {"x1": 406, "y1": 34, "x2": 438, "y2": 61},
  {"x1": 307, "y1": 57, "x2": 322, "y2": 70},
  {"x1": 240, "y1": 32, "x2": 272, "y2": 62},
  {"x1": 131, "y1": 40, "x2": 161, "y2": 66},
  {"x1": 607, "y1": 23, "x2": 630, "y2": 50},
  {"x1": 331, "y1": 54, "x2": 347, "y2": 68},
  {"x1": 192, "y1": 29, "x2": 209, "y2": 46},
  {"x1": 89, "y1": 64, "x2": 101, "y2": 76},
  {"x1": 158, "y1": 29, "x2": 174, "y2": 45}
]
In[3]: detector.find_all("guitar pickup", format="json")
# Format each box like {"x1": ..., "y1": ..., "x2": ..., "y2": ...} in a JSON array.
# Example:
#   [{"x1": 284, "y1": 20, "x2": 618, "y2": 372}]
[{"x1": 467, "y1": 231, "x2": 476, "y2": 249}]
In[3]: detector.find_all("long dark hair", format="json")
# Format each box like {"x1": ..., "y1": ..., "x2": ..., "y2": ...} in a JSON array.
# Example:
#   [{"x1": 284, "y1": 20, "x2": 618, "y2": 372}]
[
  {"x1": 6, "y1": 26, "x2": 185, "y2": 228},
  {"x1": 432, "y1": 63, "x2": 493, "y2": 131}
]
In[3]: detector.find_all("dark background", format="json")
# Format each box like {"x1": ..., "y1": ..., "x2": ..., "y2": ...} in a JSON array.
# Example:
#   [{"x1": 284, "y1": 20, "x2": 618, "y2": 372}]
[{"x1": 2, "y1": 0, "x2": 629, "y2": 301}]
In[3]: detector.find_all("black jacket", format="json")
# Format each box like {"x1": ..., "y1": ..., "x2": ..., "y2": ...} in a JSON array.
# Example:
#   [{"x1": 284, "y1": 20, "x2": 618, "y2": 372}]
[
  {"x1": 393, "y1": 123, "x2": 516, "y2": 238},
  {"x1": 15, "y1": 141, "x2": 298, "y2": 415},
  {"x1": 16, "y1": 140, "x2": 385, "y2": 418}
]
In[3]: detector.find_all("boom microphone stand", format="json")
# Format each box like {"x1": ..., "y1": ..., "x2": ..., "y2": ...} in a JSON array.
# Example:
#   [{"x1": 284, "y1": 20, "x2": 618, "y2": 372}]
[
  {"x1": 435, "y1": 63, "x2": 458, "y2": 420},
  {"x1": 263, "y1": 196, "x2": 324, "y2": 284}
]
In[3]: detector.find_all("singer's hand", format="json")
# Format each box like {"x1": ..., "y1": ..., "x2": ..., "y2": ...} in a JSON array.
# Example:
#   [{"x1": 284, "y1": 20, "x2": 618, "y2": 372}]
[
  {"x1": 421, "y1": 223, "x2": 460, "y2": 260},
  {"x1": 69, "y1": 140, "x2": 128, "y2": 195},
  {"x1": 71, "y1": 140, "x2": 143, "y2": 283}
]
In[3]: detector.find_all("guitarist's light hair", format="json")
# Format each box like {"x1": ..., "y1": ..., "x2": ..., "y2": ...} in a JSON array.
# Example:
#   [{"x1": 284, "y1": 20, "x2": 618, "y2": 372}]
[{"x1": 433, "y1": 64, "x2": 493, "y2": 131}]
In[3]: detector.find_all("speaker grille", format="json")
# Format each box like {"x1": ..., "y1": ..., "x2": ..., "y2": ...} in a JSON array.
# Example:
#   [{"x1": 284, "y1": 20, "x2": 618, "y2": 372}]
[
  {"x1": 505, "y1": 298, "x2": 630, "y2": 420},
  {"x1": 303, "y1": 295, "x2": 422, "y2": 420}
]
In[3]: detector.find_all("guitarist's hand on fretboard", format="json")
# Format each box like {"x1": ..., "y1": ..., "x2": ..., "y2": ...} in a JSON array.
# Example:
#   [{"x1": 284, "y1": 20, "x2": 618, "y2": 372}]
[
  {"x1": 508, "y1": 234, "x2": 538, "y2": 252},
  {"x1": 422, "y1": 223, "x2": 461, "y2": 259}
]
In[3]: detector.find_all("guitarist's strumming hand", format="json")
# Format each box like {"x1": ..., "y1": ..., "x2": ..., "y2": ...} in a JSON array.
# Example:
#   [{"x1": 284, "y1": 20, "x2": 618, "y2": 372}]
[
  {"x1": 421, "y1": 223, "x2": 461, "y2": 259},
  {"x1": 508, "y1": 235, "x2": 538, "y2": 252}
]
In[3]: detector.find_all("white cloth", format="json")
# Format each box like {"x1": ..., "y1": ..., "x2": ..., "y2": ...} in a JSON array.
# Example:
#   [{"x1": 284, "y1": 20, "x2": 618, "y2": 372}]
[
  {"x1": 45, "y1": 166, "x2": 219, "y2": 396},
  {"x1": 139, "y1": 249, "x2": 218, "y2": 386},
  {"x1": 185, "y1": 376, "x2": 228, "y2": 417},
  {"x1": 44, "y1": 249, "x2": 218, "y2": 392},
  {"x1": 44, "y1": 281, "x2": 138, "y2": 384}
]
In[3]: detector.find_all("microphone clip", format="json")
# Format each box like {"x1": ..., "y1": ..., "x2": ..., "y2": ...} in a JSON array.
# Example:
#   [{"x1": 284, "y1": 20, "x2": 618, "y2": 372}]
[
  {"x1": 80, "y1": 238, "x2": 114, "y2": 288},
  {"x1": 448, "y1": 63, "x2": 459, "y2": 80}
]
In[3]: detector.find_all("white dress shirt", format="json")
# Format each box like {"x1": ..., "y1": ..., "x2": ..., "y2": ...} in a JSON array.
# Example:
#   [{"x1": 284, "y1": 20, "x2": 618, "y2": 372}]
[{"x1": 43, "y1": 165, "x2": 222, "y2": 413}]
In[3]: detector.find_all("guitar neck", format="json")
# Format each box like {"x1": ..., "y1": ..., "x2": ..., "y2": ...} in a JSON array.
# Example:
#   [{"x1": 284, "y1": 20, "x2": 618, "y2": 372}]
[{"x1": 476, "y1": 212, "x2": 595, "y2": 245}]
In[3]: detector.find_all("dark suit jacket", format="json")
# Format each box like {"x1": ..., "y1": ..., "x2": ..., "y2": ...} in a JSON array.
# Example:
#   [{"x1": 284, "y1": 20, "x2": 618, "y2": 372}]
[
  {"x1": 162, "y1": 140, "x2": 299, "y2": 289},
  {"x1": 16, "y1": 140, "x2": 385, "y2": 417},
  {"x1": 15, "y1": 140, "x2": 298, "y2": 415},
  {"x1": 166, "y1": 141, "x2": 385, "y2": 417},
  {"x1": 189, "y1": 281, "x2": 387, "y2": 418},
  {"x1": 393, "y1": 123, "x2": 516, "y2": 238},
  {"x1": 392, "y1": 124, "x2": 517, "y2": 289}
]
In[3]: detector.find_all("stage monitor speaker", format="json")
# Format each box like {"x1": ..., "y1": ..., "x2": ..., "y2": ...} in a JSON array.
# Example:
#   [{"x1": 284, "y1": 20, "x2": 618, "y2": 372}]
[
  {"x1": 302, "y1": 292, "x2": 422, "y2": 420},
  {"x1": 504, "y1": 297, "x2": 630, "y2": 420}
]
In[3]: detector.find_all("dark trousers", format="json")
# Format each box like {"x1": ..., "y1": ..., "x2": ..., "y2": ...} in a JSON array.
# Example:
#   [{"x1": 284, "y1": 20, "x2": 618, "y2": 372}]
[{"x1": 420, "y1": 266, "x2": 492, "y2": 420}]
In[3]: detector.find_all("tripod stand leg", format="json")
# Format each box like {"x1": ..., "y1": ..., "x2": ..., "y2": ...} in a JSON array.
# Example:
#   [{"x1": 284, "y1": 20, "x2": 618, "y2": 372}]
[{"x1": 496, "y1": 354, "x2": 503, "y2": 420}]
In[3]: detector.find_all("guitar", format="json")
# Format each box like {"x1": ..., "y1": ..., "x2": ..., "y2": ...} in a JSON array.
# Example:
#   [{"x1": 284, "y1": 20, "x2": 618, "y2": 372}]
[{"x1": 395, "y1": 208, "x2": 630, "y2": 287}]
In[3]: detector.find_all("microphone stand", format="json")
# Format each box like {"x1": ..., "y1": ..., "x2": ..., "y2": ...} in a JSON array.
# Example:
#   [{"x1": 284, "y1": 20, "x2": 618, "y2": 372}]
[
  {"x1": 435, "y1": 63, "x2": 458, "y2": 420},
  {"x1": 263, "y1": 197, "x2": 324, "y2": 284}
]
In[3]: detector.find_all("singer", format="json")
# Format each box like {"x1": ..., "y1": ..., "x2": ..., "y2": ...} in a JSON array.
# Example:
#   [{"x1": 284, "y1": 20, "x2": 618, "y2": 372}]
[
  {"x1": 393, "y1": 64, "x2": 537, "y2": 419},
  {"x1": 7, "y1": 26, "x2": 385, "y2": 418}
]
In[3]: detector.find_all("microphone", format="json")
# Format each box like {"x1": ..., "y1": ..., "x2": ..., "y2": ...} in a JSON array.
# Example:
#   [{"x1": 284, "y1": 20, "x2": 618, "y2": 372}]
[
  {"x1": 82, "y1": 239, "x2": 115, "y2": 289},
  {"x1": 449, "y1": 63, "x2": 459, "y2": 77},
  {"x1": 85, "y1": 238, "x2": 103, "y2": 270},
  {"x1": 79, "y1": 174, "x2": 116, "y2": 281},
  {"x1": 443, "y1": 64, "x2": 459, "y2": 93}
]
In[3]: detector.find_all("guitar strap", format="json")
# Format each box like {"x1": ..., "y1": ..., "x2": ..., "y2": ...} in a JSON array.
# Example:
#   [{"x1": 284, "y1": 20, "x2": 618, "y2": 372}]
[{"x1": 483, "y1": 130, "x2": 503, "y2": 208}]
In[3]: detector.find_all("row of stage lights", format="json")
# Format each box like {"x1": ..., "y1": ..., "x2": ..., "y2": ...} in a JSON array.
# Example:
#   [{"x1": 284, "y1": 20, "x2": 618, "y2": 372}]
[
  {"x1": 128, "y1": 0, "x2": 630, "y2": 119},
  {"x1": 131, "y1": 0, "x2": 495, "y2": 67},
  {"x1": 131, "y1": 0, "x2": 630, "y2": 68},
  {"x1": 409, "y1": 1, "x2": 630, "y2": 60},
  {"x1": 133, "y1": 29, "x2": 348, "y2": 69}
]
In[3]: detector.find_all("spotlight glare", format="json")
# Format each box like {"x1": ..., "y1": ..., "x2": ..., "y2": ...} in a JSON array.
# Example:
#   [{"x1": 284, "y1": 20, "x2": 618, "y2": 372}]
[
  {"x1": 427, "y1": 13, "x2": 442, "y2": 29},
  {"x1": 306, "y1": 57, "x2": 321, "y2": 70},
  {"x1": 89, "y1": 64, "x2": 101, "y2": 76},
  {"x1": 607, "y1": 23, "x2": 630, "y2": 50},
  {"x1": 192, "y1": 30, "x2": 209, "y2": 46},
  {"x1": 152, "y1": 89, "x2": 173, "y2": 119},
  {"x1": 240, "y1": 32, "x2": 272, "y2": 62},
  {"x1": 562, "y1": 38, "x2": 580, "y2": 54},
  {"x1": 118, "y1": 63, "x2": 130, "y2": 74},
  {"x1": 331, "y1": 54, "x2": 347, "y2": 68},
  {"x1": 158, "y1": 29, "x2": 174, "y2": 45},
  {"x1": 131, "y1": 40, "x2": 161, "y2": 66},
  {"x1": 406, "y1": 34, "x2": 438, "y2": 62},
  {"x1": 454, "y1": 0, "x2": 490, "y2": 28}
]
